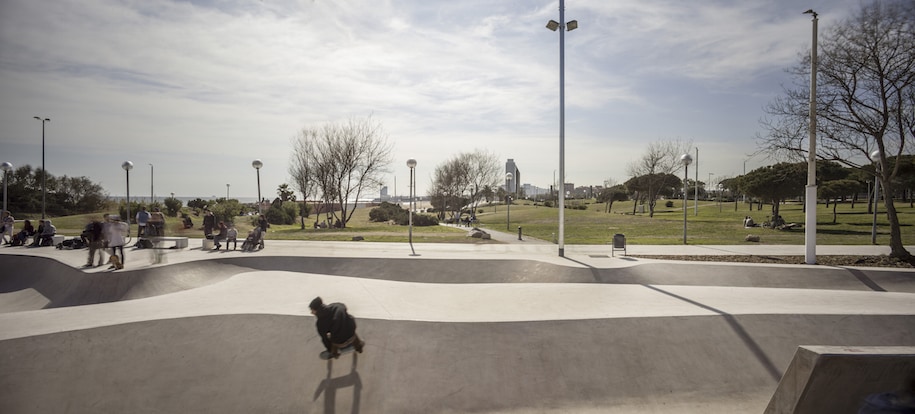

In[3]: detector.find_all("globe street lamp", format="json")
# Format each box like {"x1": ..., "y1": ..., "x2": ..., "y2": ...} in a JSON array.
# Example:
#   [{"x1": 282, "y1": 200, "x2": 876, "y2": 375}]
[
  {"x1": 252, "y1": 159, "x2": 263, "y2": 214},
  {"x1": 33, "y1": 117, "x2": 50, "y2": 218},
  {"x1": 122, "y1": 161, "x2": 134, "y2": 237},
  {"x1": 546, "y1": 0, "x2": 577, "y2": 258},
  {"x1": 681, "y1": 154, "x2": 693, "y2": 244},
  {"x1": 407, "y1": 158, "x2": 417, "y2": 256},
  {"x1": 506, "y1": 172, "x2": 513, "y2": 231},
  {"x1": 1, "y1": 162, "x2": 12, "y2": 215}
]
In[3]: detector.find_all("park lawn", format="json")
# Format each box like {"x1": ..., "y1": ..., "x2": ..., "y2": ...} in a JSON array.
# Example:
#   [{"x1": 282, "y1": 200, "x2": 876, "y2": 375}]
[{"x1": 24, "y1": 199, "x2": 915, "y2": 245}]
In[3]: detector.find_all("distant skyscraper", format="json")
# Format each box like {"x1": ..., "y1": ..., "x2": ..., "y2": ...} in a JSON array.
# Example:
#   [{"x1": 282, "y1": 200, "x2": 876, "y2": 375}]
[
  {"x1": 505, "y1": 159, "x2": 520, "y2": 193},
  {"x1": 380, "y1": 185, "x2": 389, "y2": 199}
]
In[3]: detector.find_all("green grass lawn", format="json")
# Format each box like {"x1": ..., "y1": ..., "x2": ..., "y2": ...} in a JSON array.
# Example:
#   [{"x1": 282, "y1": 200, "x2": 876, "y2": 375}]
[{"x1": 21, "y1": 199, "x2": 915, "y2": 245}]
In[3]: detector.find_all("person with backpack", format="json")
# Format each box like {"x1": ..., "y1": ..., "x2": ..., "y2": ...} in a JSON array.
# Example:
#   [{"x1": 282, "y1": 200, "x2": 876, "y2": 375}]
[
  {"x1": 135, "y1": 206, "x2": 150, "y2": 239},
  {"x1": 83, "y1": 219, "x2": 106, "y2": 268},
  {"x1": 309, "y1": 297, "x2": 365, "y2": 359}
]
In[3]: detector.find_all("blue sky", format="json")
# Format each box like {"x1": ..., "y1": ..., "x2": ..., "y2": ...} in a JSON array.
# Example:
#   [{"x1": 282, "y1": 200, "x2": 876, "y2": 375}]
[{"x1": 0, "y1": 0, "x2": 858, "y2": 200}]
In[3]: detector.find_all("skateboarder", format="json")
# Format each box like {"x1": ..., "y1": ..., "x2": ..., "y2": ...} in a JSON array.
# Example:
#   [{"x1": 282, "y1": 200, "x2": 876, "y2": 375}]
[{"x1": 309, "y1": 297, "x2": 364, "y2": 359}]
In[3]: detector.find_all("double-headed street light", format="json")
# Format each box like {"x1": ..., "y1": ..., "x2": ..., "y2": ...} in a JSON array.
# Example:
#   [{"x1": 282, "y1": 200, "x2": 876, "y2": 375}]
[
  {"x1": 1, "y1": 162, "x2": 12, "y2": 214},
  {"x1": 122, "y1": 161, "x2": 134, "y2": 236},
  {"x1": 252, "y1": 159, "x2": 263, "y2": 213},
  {"x1": 407, "y1": 158, "x2": 417, "y2": 256},
  {"x1": 33, "y1": 117, "x2": 50, "y2": 218},
  {"x1": 803, "y1": 9, "x2": 819, "y2": 265},
  {"x1": 681, "y1": 154, "x2": 693, "y2": 244},
  {"x1": 546, "y1": 0, "x2": 577, "y2": 258}
]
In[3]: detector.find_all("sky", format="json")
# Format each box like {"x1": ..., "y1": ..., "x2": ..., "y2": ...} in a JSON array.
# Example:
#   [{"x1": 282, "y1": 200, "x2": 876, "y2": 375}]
[{"x1": 0, "y1": 0, "x2": 860, "y2": 201}]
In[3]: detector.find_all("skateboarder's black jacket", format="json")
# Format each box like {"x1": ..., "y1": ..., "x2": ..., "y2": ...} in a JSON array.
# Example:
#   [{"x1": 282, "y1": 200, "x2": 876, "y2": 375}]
[{"x1": 314, "y1": 302, "x2": 357, "y2": 351}]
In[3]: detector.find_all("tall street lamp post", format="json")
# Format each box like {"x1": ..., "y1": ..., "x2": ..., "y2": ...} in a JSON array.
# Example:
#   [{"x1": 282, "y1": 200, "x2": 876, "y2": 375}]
[
  {"x1": 871, "y1": 150, "x2": 881, "y2": 245},
  {"x1": 546, "y1": 0, "x2": 577, "y2": 258},
  {"x1": 226, "y1": 184, "x2": 230, "y2": 200},
  {"x1": 33, "y1": 117, "x2": 50, "y2": 218},
  {"x1": 694, "y1": 147, "x2": 699, "y2": 216},
  {"x1": 506, "y1": 172, "x2": 513, "y2": 231},
  {"x1": 681, "y1": 154, "x2": 692, "y2": 244},
  {"x1": 149, "y1": 164, "x2": 154, "y2": 205},
  {"x1": 804, "y1": 9, "x2": 819, "y2": 265},
  {"x1": 1, "y1": 162, "x2": 12, "y2": 214},
  {"x1": 407, "y1": 159, "x2": 417, "y2": 256},
  {"x1": 252, "y1": 159, "x2": 263, "y2": 214},
  {"x1": 122, "y1": 161, "x2": 134, "y2": 237}
]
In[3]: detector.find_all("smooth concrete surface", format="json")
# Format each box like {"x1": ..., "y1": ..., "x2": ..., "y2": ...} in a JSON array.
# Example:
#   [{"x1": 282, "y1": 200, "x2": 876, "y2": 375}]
[
  {"x1": 1, "y1": 240, "x2": 914, "y2": 413},
  {"x1": 765, "y1": 346, "x2": 915, "y2": 414}
]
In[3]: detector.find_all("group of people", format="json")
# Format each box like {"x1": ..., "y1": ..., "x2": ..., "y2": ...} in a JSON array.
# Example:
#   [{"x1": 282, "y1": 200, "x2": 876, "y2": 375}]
[
  {"x1": 134, "y1": 206, "x2": 166, "y2": 238},
  {"x1": 203, "y1": 209, "x2": 269, "y2": 251},
  {"x1": 1, "y1": 210, "x2": 57, "y2": 247},
  {"x1": 82, "y1": 214, "x2": 129, "y2": 269}
]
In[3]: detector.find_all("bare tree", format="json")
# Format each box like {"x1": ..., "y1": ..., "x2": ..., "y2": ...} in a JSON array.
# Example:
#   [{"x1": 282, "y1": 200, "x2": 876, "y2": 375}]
[
  {"x1": 293, "y1": 116, "x2": 393, "y2": 228},
  {"x1": 289, "y1": 130, "x2": 318, "y2": 228},
  {"x1": 758, "y1": 1, "x2": 915, "y2": 260},
  {"x1": 627, "y1": 139, "x2": 693, "y2": 217},
  {"x1": 462, "y1": 149, "x2": 502, "y2": 212},
  {"x1": 429, "y1": 149, "x2": 502, "y2": 220}
]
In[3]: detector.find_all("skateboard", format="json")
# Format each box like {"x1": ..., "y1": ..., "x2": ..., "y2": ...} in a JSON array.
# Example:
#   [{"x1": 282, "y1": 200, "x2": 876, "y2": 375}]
[{"x1": 319, "y1": 344, "x2": 356, "y2": 360}]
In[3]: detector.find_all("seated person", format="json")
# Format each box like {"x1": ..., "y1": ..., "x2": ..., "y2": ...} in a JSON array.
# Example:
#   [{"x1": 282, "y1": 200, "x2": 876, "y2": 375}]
[
  {"x1": 226, "y1": 226, "x2": 238, "y2": 250},
  {"x1": 744, "y1": 216, "x2": 756, "y2": 228},
  {"x1": 212, "y1": 221, "x2": 228, "y2": 250},
  {"x1": 31, "y1": 219, "x2": 56, "y2": 247},
  {"x1": 12, "y1": 220, "x2": 34, "y2": 246}
]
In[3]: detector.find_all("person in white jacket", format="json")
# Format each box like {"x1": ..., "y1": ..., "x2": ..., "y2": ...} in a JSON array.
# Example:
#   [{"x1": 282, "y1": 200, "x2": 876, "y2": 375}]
[{"x1": 104, "y1": 214, "x2": 129, "y2": 269}]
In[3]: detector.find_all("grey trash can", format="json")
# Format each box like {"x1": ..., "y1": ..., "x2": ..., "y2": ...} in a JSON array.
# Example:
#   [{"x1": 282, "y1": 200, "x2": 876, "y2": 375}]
[{"x1": 612, "y1": 233, "x2": 626, "y2": 257}]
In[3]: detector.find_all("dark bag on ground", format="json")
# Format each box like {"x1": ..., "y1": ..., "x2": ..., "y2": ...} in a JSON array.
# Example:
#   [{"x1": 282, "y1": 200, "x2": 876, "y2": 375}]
[
  {"x1": 135, "y1": 238, "x2": 154, "y2": 249},
  {"x1": 57, "y1": 238, "x2": 85, "y2": 250}
]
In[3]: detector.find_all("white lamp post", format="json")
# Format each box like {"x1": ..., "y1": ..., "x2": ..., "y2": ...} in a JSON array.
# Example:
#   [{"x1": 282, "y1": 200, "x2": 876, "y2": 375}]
[
  {"x1": 407, "y1": 159, "x2": 417, "y2": 256},
  {"x1": 122, "y1": 161, "x2": 134, "y2": 236},
  {"x1": 804, "y1": 9, "x2": 819, "y2": 264},
  {"x1": 681, "y1": 154, "x2": 692, "y2": 244},
  {"x1": 226, "y1": 183, "x2": 230, "y2": 200},
  {"x1": 506, "y1": 172, "x2": 513, "y2": 231},
  {"x1": 33, "y1": 117, "x2": 50, "y2": 218},
  {"x1": 252, "y1": 159, "x2": 263, "y2": 213},
  {"x1": 546, "y1": 0, "x2": 577, "y2": 258},
  {"x1": 871, "y1": 150, "x2": 881, "y2": 245},
  {"x1": 149, "y1": 163, "x2": 154, "y2": 205},
  {"x1": 1, "y1": 162, "x2": 12, "y2": 214}
]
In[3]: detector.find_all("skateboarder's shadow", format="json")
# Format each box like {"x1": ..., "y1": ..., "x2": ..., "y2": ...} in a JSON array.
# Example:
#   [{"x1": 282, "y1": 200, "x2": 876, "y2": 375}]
[{"x1": 313, "y1": 354, "x2": 362, "y2": 414}]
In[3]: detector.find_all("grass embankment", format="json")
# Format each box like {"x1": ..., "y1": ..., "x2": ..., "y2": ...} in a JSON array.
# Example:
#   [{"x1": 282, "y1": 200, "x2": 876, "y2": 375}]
[{"x1": 26, "y1": 199, "x2": 915, "y2": 245}]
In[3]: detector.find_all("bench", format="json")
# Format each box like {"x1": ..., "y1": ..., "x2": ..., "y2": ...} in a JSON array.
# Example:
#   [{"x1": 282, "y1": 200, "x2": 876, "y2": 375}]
[
  {"x1": 52, "y1": 235, "x2": 66, "y2": 246},
  {"x1": 151, "y1": 236, "x2": 188, "y2": 249}
]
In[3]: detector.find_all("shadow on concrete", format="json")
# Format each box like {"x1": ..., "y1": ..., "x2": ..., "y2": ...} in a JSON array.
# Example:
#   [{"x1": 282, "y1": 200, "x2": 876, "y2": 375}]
[
  {"x1": 642, "y1": 284, "x2": 783, "y2": 382},
  {"x1": 843, "y1": 267, "x2": 887, "y2": 292},
  {"x1": 313, "y1": 354, "x2": 362, "y2": 414}
]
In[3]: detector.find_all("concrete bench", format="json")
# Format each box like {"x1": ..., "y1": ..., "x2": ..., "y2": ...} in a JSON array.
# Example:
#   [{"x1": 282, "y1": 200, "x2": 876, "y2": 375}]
[
  {"x1": 202, "y1": 238, "x2": 214, "y2": 250},
  {"x1": 52, "y1": 235, "x2": 66, "y2": 246},
  {"x1": 151, "y1": 236, "x2": 188, "y2": 249}
]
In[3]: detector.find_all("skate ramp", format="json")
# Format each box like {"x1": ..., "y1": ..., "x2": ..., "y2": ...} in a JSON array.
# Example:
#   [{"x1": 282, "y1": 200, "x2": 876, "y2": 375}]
[
  {"x1": 766, "y1": 346, "x2": 915, "y2": 414},
  {"x1": 2, "y1": 314, "x2": 915, "y2": 413}
]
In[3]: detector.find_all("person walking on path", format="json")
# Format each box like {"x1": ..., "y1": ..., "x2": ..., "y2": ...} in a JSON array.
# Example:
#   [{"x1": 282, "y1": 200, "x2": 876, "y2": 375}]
[
  {"x1": 104, "y1": 215, "x2": 128, "y2": 268},
  {"x1": 309, "y1": 297, "x2": 364, "y2": 359}
]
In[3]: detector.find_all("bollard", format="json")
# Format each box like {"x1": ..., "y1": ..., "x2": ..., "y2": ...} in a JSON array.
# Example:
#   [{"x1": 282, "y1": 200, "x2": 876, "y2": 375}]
[{"x1": 518, "y1": 226, "x2": 522, "y2": 241}]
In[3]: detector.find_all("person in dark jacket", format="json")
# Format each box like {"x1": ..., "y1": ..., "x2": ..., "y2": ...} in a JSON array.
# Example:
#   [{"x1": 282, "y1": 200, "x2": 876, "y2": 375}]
[{"x1": 309, "y1": 297, "x2": 364, "y2": 358}]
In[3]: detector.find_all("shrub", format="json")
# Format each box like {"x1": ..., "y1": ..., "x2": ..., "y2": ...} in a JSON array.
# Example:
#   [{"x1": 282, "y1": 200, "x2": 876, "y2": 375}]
[
  {"x1": 264, "y1": 201, "x2": 299, "y2": 225},
  {"x1": 369, "y1": 202, "x2": 408, "y2": 223},
  {"x1": 408, "y1": 214, "x2": 439, "y2": 226},
  {"x1": 544, "y1": 201, "x2": 554, "y2": 208},
  {"x1": 665, "y1": 200, "x2": 674, "y2": 208}
]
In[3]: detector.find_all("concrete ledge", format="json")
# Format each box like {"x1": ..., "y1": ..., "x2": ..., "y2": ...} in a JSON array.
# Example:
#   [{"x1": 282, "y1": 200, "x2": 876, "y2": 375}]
[
  {"x1": 152, "y1": 236, "x2": 187, "y2": 249},
  {"x1": 765, "y1": 346, "x2": 915, "y2": 414}
]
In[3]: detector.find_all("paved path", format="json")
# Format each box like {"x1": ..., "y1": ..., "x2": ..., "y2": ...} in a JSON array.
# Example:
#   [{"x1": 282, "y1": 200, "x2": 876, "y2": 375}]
[{"x1": 1, "y1": 241, "x2": 913, "y2": 413}]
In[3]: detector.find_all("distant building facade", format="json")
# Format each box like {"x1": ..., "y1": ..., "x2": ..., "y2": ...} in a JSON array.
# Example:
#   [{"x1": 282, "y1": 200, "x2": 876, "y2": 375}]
[{"x1": 505, "y1": 159, "x2": 520, "y2": 193}]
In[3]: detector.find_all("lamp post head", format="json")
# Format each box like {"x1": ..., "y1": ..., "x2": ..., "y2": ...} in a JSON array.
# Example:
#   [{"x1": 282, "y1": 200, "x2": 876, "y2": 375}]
[
  {"x1": 566, "y1": 20, "x2": 578, "y2": 31},
  {"x1": 680, "y1": 154, "x2": 693, "y2": 166},
  {"x1": 546, "y1": 20, "x2": 560, "y2": 31},
  {"x1": 406, "y1": 159, "x2": 417, "y2": 169},
  {"x1": 870, "y1": 150, "x2": 881, "y2": 161},
  {"x1": 252, "y1": 159, "x2": 263, "y2": 170},
  {"x1": 122, "y1": 161, "x2": 134, "y2": 171},
  {"x1": 506, "y1": 172, "x2": 513, "y2": 180},
  {"x1": 1, "y1": 162, "x2": 12, "y2": 173},
  {"x1": 803, "y1": 9, "x2": 817, "y2": 18}
]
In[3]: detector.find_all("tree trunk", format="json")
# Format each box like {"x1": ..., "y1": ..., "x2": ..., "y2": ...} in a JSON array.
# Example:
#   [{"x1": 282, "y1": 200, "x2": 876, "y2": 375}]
[
  {"x1": 881, "y1": 189, "x2": 913, "y2": 262},
  {"x1": 832, "y1": 199, "x2": 837, "y2": 224}
]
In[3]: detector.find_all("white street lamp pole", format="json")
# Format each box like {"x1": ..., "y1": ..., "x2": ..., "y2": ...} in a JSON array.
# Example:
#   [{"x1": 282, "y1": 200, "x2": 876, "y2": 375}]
[
  {"x1": 694, "y1": 147, "x2": 699, "y2": 216},
  {"x1": 871, "y1": 150, "x2": 881, "y2": 245},
  {"x1": 407, "y1": 159, "x2": 417, "y2": 256},
  {"x1": 804, "y1": 9, "x2": 819, "y2": 265},
  {"x1": 226, "y1": 184, "x2": 230, "y2": 200},
  {"x1": 506, "y1": 172, "x2": 513, "y2": 231},
  {"x1": 547, "y1": 0, "x2": 577, "y2": 258},
  {"x1": 122, "y1": 161, "x2": 134, "y2": 237},
  {"x1": 1, "y1": 162, "x2": 12, "y2": 215},
  {"x1": 149, "y1": 163, "x2": 154, "y2": 205},
  {"x1": 681, "y1": 154, "x2": 692, "y2": 244},
  {"x1": 33, "y1": 117, "x2": 50, "y2": 218},
  {"x1": 252, "y1": 159, "x2": 263, "y2": 214}
]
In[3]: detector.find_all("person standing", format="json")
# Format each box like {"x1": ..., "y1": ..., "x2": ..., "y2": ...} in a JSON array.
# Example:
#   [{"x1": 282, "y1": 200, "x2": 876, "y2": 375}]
[
  {"x1": 135, "y1": 206, "x2": 150, "y2": 238},
  {"x1": 309, "y1": 297, "x2": 365, "y2": 359},
  {"x1": 148, "y1": 207, "x2": 166, "y2": 237},
  {"x1": 1, "y1": 211, "x2": 14, "y2": 245},
  {"x1": 203, "y1": 209, "x2": 216, "y2": 237},
  {"x1": 256, "y1": 214, "x2": 269, "y2": 249},
  {"x1": 83, "y1": 218, "x2": 105, "y2": 268},
  {"x1": 105, "y1": 215, "x2": 128, "y2": 268}
]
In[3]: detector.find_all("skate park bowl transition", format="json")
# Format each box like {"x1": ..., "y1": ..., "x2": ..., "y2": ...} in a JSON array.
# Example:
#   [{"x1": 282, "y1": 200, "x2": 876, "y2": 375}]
[{"x1": 1, "y1": 251, "x2": 914, "y2": 413}]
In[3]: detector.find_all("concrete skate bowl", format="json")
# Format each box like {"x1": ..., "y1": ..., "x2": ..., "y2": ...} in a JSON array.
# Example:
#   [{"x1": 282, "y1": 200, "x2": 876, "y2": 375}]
[
  {"x1": 0, "y1": 255, "x2": 241, "y2": 312},
  {"x1": 3, "y1": 313, "x2": 915, "y2": 413},
  {"x1": 2, "y1": 254, "x2": 912, "y2": 313}
]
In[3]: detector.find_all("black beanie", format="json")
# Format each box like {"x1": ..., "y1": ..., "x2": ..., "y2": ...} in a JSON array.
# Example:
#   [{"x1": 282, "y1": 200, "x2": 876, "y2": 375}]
[{"x1": 309, "y1": 296, "x2": 324, "y2": 311}]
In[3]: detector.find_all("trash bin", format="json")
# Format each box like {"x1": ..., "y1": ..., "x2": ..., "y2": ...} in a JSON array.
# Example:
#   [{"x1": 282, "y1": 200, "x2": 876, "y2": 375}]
[{"x1": 612, "y1": 233, "x2": 626, "y2": 257}]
